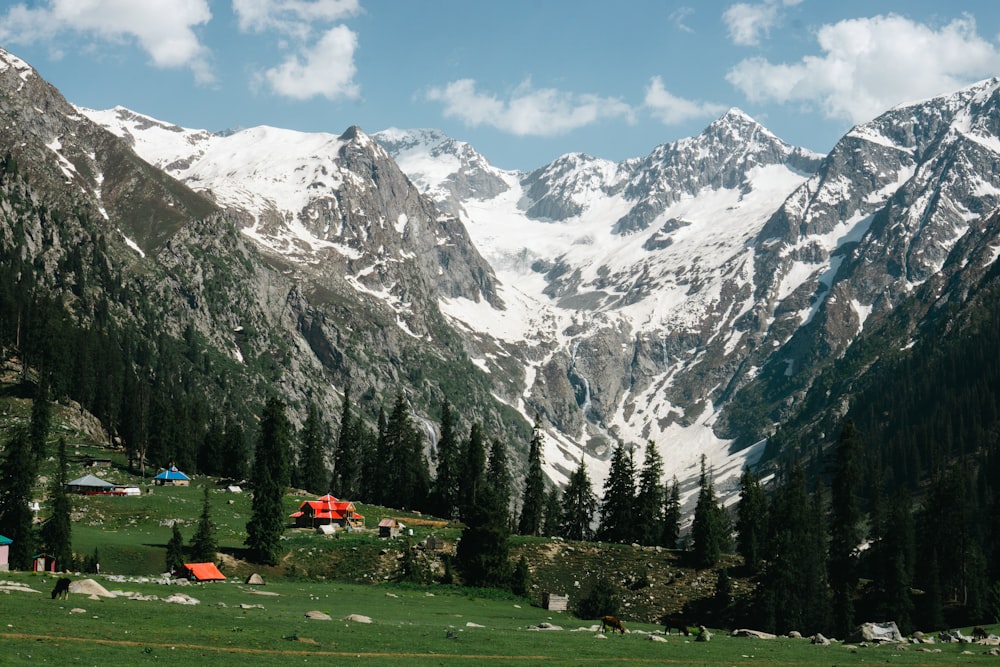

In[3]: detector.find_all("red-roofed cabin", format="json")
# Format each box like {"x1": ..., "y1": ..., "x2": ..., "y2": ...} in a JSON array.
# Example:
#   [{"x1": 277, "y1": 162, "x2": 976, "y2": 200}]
[
  {"x1": 181, "y1": 562, "x2": 226, "y2": 581},
  {"x1": 290, "y1": 494, "x2": 365, "y2": 530}
]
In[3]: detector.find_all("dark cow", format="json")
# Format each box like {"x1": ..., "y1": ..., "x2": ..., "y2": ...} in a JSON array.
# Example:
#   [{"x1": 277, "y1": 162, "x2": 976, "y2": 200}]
[
  {"x1": 51, "y1": 577, "x2": 71, "y2": 600},
  {"x1": 973, "y1": 626, "x2": 989, "y2": 641},
  {"x1": 661, "y1": 614, "x2": 691, "y2": 636},
  {"x1": 601, "y1": 615, "x2": 626, "y2": 635}
]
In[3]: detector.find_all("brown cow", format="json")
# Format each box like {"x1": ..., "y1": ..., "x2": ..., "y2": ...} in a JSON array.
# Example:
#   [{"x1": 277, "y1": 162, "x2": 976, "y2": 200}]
[
  {"x1": 601, "y1": 615, "x2": 626, "y2": 635},
  {"x1": 51, "y1": 577, "x2": 71, "y2": 600},
  {"x1": 661, "y1": 614, "x2": 691, "y2": 636},
  {"x1": 973, "y1": 626, "x2": 988, "y2": 641}
]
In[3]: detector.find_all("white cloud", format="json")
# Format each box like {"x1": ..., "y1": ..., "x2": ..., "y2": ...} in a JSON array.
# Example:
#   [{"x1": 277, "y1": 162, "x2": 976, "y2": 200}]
[
  {"x1": 726, "y1": 14, "x2": 1000, "y2": 124},
  {"x1": 723, "y1": 0, "x2": 802, "y2": 46},
  {"x1": 670, "y1": 7, "x2": 695, "y2": 34},
  {"x1": 644, "y1": 77, "x2": 727, "y2": 124},
  {"x1": 233, "y1": 0, "x2": 361, "y2": 38},
  {"x1": 261, "y1": 25, "x2": 359, "y2": 100},
  {"x1": 0, "y1": 0, "x2": 213, "y2": 82},
  {"x1": 426, "y1": 79, "x2": 635, "y2": 137}
]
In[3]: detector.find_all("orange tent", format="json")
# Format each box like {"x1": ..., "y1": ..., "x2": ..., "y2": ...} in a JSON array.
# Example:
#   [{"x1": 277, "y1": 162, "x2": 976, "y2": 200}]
[{"x1": 182, "y1": 562, "x2": 225, "y2": 581}]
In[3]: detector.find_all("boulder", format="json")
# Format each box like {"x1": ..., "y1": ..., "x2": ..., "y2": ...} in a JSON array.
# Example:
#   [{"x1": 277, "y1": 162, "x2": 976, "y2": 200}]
[
  {"x1": 811, "y1": 633, "x2": 830, "y2": 645},
  {"x1": 305, "y1": 610, "x2": 332, "y2": 620},
  {"x1": 731, "y1": 629, "x2": 777, "y2": 639},
  {"x1": 849, "y1": 622, "x2": 903, "y2": 644}
]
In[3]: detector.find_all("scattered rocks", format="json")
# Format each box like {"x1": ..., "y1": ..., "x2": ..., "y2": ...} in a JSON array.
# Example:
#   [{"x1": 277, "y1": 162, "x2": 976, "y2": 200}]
[
  {"x1": 343, "y1": 614, "x2": 372, "y2": 623},
  {"x1": 305, "y1": 611, "x2": 332, "y2": 620},
  {"x1": 731, "y1": 629, "x2": 777, "y2": 639}
]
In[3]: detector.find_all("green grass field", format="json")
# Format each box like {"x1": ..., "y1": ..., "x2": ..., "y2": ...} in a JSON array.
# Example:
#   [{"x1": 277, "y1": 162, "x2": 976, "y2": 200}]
[{"x1": 0, "y1": 573, "x2": 994, "y2": 666}]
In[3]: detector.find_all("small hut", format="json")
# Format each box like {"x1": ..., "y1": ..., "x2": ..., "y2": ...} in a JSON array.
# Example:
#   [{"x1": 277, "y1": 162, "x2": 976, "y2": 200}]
[
  {"x1": 154, "y1": 466, "x2": 191, "y2": 486},
  {"x1": 65, "y1": 474, "x2": 116, "y2": 495},
  {"x1": 0, "y1": 535, "x2": 11, "y2": 571},
  {"x1": 378, "y1": 518, "x2": 404, "y2": 538},
  {"x1": 33, "y1": 553, "x2": 57, "y2": 573}
]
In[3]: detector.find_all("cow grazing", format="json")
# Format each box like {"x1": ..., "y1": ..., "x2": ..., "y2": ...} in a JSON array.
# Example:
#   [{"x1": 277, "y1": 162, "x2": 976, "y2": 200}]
[
  {"x1": 51, "y1": 577, "x2": 71, "y2": 600},
  {"x1": 973, "y1": 626, "x2": 988, "y2": 641},
  {"x1": 661, "y1": 614, "x2": 691, "y2": 636},
  {"x1": 601, "y1": 615, "x2": 626, "y2": 635}
]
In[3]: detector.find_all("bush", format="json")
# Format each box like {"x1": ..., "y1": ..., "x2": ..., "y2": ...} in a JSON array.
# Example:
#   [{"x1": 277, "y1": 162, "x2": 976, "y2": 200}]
[{"x1": 575, "y1": 573, "x2": 620, "y2": 620}]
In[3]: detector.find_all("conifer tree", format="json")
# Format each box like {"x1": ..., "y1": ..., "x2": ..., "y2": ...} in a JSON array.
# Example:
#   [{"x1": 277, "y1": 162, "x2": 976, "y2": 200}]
[
  {"x1": 541, "y1": 487, "x2": 562, "y2": 537},
  {"x1": 222, "y1": 419, "x2": 248, "y2": 481},
  {"x1": 869, "y1": 489, "x2": 915, "y2": 632},
  {"x1": 691, "y1": 455, "x2": 728, "y2": 568},
  {"x1": 634, "y1": 440, "x2": 665, "y2": 546},
  {"x1": 189, "y1": 486, "x2": 218, "y2": 563},
  {"x1": 486, "y1": 438, "x2": 512, "y2": 521},
  {"x1": 662, "y1": 476, "x2": 681, "y2": 549},
  {"x1": 559, "y1": 461, "x2": 597, "y2": 541},
  {"x1": 297, "y1": 403, "x2": 329, "y2": 495},
  {"x1": 199, "y1": 416, "x2": 225, "y2": 476},
  {"x1": 458, "y1": 422, "x2": 487, "y2": 520},
  {"x1": 829, "y1": 420, "x2": 863, "y2": 637},
  {"x1": 429, "y1": 399, "x2": 460, "y2": 519},
  {"x1": 598, "y1": 442, "x2": 636, "y2": 543},
  {"x1": 40, "y1": 437, "x2": 72, "y2": 570},
  {"x1": 517, "y1": 416, "x2": 546, "y2": 536},
  {"x1": 0, "y1": 427, "x2": 37, "y2": 569},
  {"x1": 165, "y1": 523, "x2": 185, "y2": 573},
  {"x1": 736, "y1": 468, "x2": 767, "y2": 574},
  {"x1": 456, "y1": 481, "x2": 511, "y2": 588},
  {"x1": 245, "y1": 397, "x2": 291, "y2": 565},
  {"x1": 333, "y1": 387, "x2": 362, "y2": 498}
]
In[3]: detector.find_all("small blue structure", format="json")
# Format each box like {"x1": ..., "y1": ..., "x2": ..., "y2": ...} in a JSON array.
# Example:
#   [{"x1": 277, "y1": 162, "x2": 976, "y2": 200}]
[{"x1": 153, "y1": 466, "x2": 191, "y2": 486}]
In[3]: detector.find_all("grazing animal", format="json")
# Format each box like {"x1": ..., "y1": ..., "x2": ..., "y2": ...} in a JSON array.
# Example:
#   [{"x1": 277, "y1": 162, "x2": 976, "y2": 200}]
[
  {"x1": 661, "y1": 614, "x2": 691, "y2": 636},
  {"x1": 973, "y1": 626, "x2": 988, "y2": 641},
  {"x1": 601, "y1": 615, "x2": 626, "y2": 635},
  {"x1": 51, "y1": 577, "x2": 71, "y2": 600}
]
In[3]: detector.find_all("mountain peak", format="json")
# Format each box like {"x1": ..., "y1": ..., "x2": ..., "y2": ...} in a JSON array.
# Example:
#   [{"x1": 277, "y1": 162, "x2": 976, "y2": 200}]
[
  {"x1": 0, "y1": 47, "x2": 34, "y2": 83},
  {"x1": 339, "y1": 125, "x2": 369, "y2": 143}
]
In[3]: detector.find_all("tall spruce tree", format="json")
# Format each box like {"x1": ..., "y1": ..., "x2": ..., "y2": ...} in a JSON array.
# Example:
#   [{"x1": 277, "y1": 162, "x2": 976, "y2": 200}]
[
  {"x1": 382, "y1": 394, "x2": 430, "y2": 510},
  {"x1": 662, "y1": 476, "x2": 681, "y2": 549},
  {"x1": 869, "y1": 489, "x2": 915, "y2": 632},
  {"x1": 429, "y1": 399, "x2": 460, "y2": 519},
  {"x1": 455, "y1": 482, "x2": 511, "y2": 589},
  {"x1": 165, "y1": 523, "x2": 185, "y2": 573},
  {"x1": 297, "y1": 403, "x2": 329, "y2": 495},
  {"x1": 736, "y1": 468, "x2": 767, "y2": 574},
  {"x1": 458, "y1": 422, "x2": 487, "y2": 521},
  {"x1": 829, "y1": 419, "x2": 863, "y2": 637},
  {"x1": 634, "y1": 440, "x2": 665, "y2": 546},
  {"x1": 189, "y1": 486, "x2": 218, "y2": 563},
  {"x1": 597, "y1": 442, "x2": 636, "y2": 544},
  {"x1": 691, "y1": 455, "x2": 728, "y2": 568},
  {"x1": 559, "y1": 461, "x2": 597, "y2": 541},
  {"x1": 245, "y1": 397, "x2": 291, "y2": 566},
  {"x1": 517, "y1": 417, "x2": 546, "y2": 536},
  {"x1": 40, "y1": 436, "x2": 73, "y2": 570},
  {"x1": 541, "y1": 487, "x2": 562, "y2": 537},
  {"x1": 222, "y1": 419, "x2": 248, "y2": 481},
  {"x1": 0, "y1": 427, "x2": 37, "y2": 569},
  {"x1": 486, "y1": 438, "x2": 512, "y2": 522},
  {"x1": 29, "y1": 376, "x2": 51, "y2": 460},
  {"x1": 199, "y1": 417, "x2": 225, "y2": 476},
  {"x1": 333, "y1": 387, "x2": 362, "y2": 498}
]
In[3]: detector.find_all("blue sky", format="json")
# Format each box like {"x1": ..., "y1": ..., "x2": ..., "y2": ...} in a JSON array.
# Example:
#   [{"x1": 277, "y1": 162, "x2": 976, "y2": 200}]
[{"x1": 3, "y1": 1, "x2": 1000, "y2": 171}]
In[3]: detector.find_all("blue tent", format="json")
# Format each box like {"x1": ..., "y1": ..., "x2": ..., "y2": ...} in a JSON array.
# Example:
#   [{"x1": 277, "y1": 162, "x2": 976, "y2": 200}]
[{"x1": 153, "y1": 466, "x2": 191, "y2": 486}]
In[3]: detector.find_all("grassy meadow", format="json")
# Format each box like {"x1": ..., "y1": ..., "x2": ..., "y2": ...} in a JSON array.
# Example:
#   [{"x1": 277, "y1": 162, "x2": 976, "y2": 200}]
[{"x1": 1, "y1": 572, "x2": 994, "y2": 666}]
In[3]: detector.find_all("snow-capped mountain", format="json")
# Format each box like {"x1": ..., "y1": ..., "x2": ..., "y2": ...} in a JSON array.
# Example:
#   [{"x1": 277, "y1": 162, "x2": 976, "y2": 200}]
[{"x1": 58, "y1": 53, "x2": 1000, "y2": 494}]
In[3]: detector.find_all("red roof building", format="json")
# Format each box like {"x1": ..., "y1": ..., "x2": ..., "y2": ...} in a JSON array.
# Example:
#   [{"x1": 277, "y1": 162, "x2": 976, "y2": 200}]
[{"x1": 290, "y1": 494, "x2": 365, "y2": 530}]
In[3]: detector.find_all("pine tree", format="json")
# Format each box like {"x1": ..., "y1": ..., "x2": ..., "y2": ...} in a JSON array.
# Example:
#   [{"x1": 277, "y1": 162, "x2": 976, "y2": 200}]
[
  {"x1": 189, "y1": 486, "x2": 218, "y2": 563},
  {"x1": 382, "y1": 394, "x2": 430, "y2": 510},
  {"x1": 541, "y1": 488, "x2": 562, "y2": 537},
  {"x1": 245, "y1": 397, "x2": 291, "y2": 565},
  {"x1": 829, "y1": 419, "x2": 863, "y2": 637},
  {"x1": 297, "y1": 403, "x2": 329, "y2": 495},
  {"x1": 559, "y1": 461, "x2": 597, "y2": 541},
  {"x1": 517, "y1": 417, "x2": 546, "y2": 536},
  {"x1": 691, "y1": 455, "x2": 728, "y2": 568},
  {"x1": 634, "y1": 440, "x2": 665, "y2": 546},
  {"x1": 0, "y1": 427, "x2": 37, "y2": 569},
  {"x1": 333, "y1": 387, "x2": 362, "y2": 498},
  {"x1": 456, "y1": 483, "x2": 510, "y2": 588},
  {"x1": 198, "y1": 417, "x2": 225, "y2": 476},
  {"x1": 598, "y1": 442, "x2": 636, "y2": 544},
  {"x1": 165, "y1": 523, "x2": 185, "y2": 573},
  {"x1": 40, "y1": 437, "x2": 73, "y2": 570},
  {"x1": 222, "y1": 419, "x2": 248, "y2": 481},
  {"x1": 429, "y1": 399, "x2": 460, "y2": 520},
  {"x1": 736, "y1": 468, "x2": 767, "y2": 574},
  {"x1": 458, "y1": 422, "x2": 487, "y2": 521},
  {"x1": 870, "y1": 489, "x2": 915, "y2": 632},
  {"x1": 662, "y1": 476, "x2": 681, "y2": 549},
  {"x1": 486, "y1": 438, "x2": 512, "y2": 522}
]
